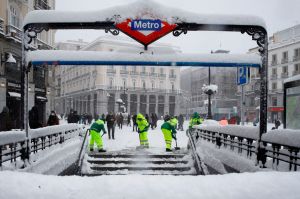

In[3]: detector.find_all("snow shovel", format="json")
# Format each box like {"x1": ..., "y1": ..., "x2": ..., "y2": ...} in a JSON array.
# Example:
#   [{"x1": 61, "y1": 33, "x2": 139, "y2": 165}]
[{"x1": 174, "y1": 135, "x2": 180, "y2": 150}]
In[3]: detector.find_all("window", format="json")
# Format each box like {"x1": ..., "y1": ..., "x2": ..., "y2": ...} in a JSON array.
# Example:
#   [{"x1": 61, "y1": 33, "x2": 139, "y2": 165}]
[
  {"x1": 122, "y1": 79, "x2": 126, "y2": 88},
  {"x1": 282, "y1": 66, "x2": 288, "y2": 74},
  {"x1": 142, "y1": 81, "x2": 146, "y2": 89},
  {"x1": 142, "y1": 66, "x2": 146, "y2": 73},
  {"x1": 160, "y1": 68, "x2": 164, "y2": 74},
  {"x1": 282, "y1": 51, "x2": 288, "y2": 60},
  {"x1": 109, "y1": 78, "x2": 113, "y2": 87},
  {"x1": 171, "y1": 83, "x2": 174, "y2": 91},
  {"x1": 272, "y1": 97, "x2": 277, "y2": 106},
  {"x1": 295, "y1": 64, "x2": 300, "y2": 72},
  {"x1": 272, "y1": 82, "x2": 277, "y2": 90},
  {"x1": 10, "y1": 5, "x2": 20, "y2": 27},
  {"x1": 272, "y1": 68, "x2": 277, "y2": 75},
  {"x1": 133, "y1": 80, "x2": 136, "y2": 89},
  {"x1": 295, "y1": 48, "x2": 300, "y2": 57},
  {"x1": 170, "y1": 69, "x2": 175, "y2": 76},
  {"x1": 151, "y1": 81, "x2": 155, "y2": 90},
  {"x1": 151, "y1": 67, "x2": 155, "y2": 73},
  {"x1": 271, "y1": 54, "x2": 277, "y2": 64},
  {"x1": 122, "y1": 66, "x2": 127, "y2": 70}
]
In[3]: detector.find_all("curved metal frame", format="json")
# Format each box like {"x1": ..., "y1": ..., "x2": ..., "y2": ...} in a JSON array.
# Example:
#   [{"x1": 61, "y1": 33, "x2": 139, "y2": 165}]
[{"x1": 22, "y1": 16, "x2": 268, "y2": 164}]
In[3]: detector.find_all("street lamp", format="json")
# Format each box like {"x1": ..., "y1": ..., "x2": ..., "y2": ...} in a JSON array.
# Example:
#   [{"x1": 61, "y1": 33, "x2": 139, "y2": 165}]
[{"x1": 202, "y1": 84, "x2": 218, "y2": 119}]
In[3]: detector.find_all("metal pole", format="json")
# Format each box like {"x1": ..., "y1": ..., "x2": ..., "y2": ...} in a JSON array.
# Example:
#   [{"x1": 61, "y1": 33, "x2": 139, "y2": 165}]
[
  {"x1": 241, "y1": 85, "x2": 244, "y2": 125},
  {"x1": 207, "y1": 66, "x2": 212, "y2": 119}
]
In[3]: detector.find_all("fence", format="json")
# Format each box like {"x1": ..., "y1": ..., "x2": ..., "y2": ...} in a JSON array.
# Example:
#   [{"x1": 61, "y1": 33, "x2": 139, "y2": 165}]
[
  {"x1": 191, "y1": 125, "x2": 300, "y2": 171},
  {"x1": 0, "y1": 124, "x2": 84, "y2": 167}
]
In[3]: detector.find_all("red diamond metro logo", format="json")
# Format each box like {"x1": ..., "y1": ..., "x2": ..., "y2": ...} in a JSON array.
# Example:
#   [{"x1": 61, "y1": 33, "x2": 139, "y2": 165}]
[{"x1": 115, "y1": 19, "x2": 177, "y2": 47}]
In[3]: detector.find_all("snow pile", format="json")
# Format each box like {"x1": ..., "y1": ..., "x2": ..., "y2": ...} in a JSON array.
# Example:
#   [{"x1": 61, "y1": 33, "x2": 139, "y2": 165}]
[
  {"x1": 201, "y1": 120, "x2": 220, "y2": 126},
  {"x1": 196, "y1": 140, "x2": 259, "y2": 173},
  {"x1": 1, "y1": 171, "x2": 300, "y2": 199},
  {"x1": 23, "y1": 0, "x2": 266, "y2": 29},
  {"x1": 0, "y1": 130, "x2": 26, "y2": 145},
  {"x1": 29, "y1": 124, "x2": 83, "y2": 139},
  {"x1": 202, "y1": 84, "x2": 218, "y2": 93},
  {"x1": 194, "y1": 125, "x2": 259, "y2": 140},
  {"x1": 262, "y1": 129, "x2": 300, "y2": 148}
]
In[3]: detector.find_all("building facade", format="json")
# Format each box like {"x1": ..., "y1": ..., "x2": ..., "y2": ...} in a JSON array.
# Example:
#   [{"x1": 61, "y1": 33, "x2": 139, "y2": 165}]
[
  {"x1": 180, "y1": 50, "x2": 239, "y2": 120},
  {"x1": 0, "y1": 0, "x2": 55, "y2": 128},
  {"x1": 242, "y1": 24, "x2": 300, "y2": 123},
  {"x1": 55, "y1": 36, "x2": 182, "y2": 118}
]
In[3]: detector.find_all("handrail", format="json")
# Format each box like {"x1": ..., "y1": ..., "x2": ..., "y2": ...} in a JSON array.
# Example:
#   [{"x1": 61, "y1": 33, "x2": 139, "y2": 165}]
[
  {"x1": 186, "y1": 129, "x2": 206, "y2": 175},
  {"x1": 193, "y1": 126, "x2": 300, "y2": 171},
  {"x1": 77, "y1": 128, "x2": 90, "y2": 175}
]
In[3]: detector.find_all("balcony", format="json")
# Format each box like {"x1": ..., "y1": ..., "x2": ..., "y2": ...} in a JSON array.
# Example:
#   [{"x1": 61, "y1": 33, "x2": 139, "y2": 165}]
[
  {"x1": 0, "y1": 18, "x2": 4, "y2": 35},
  {"x1": 293, "y1": 70, "x2": 300, "y2": 75},
  {"x1": 36, "y1": 38, "x2": 53, "y2": 49},
  {"x1": 107, "y1": 68, "x2": 116, "y2": 74},
  {"x1": 294, "y1": 56, "x2": 300, "y2": 62},
  {"x1": 271, "y1": 60, "x2": 278, "y2": 66},
  {"x1": 6, "y1": 25, "x2": 22, "y2": 41},
  {"x1": 34, "y1": 0, "x2": 51, "y2": 10},
  {"x1": 149, "y1": 72, "x2": 158, "y2": 77},
  {"x1": 130, "y1": 71, "x2": 139, "y2": 75},
  {"x1": 140, "y1": 72, "x2": 148, "y2": 76},
  {"x1": 5, "y1": 64, "x2": 21, "y2": 82},
  {"x1": 281, "y1": 73, "x2": 289, "y2": 78},
  {"x1": 159, "y1": 73, "x2": 166, "y2": 78},
  {"x1": 169, "y1": 74, "x2": 177, "y2": 79},
  {"x1": 270, "y1": 74, "x2": 277, "y2": 80},
  {"x1": 120, "y1": 70, "x2": 128, "y2": 75},
  {"x1": 281, "y1": 58, "x2": 288, "y2": 64}
]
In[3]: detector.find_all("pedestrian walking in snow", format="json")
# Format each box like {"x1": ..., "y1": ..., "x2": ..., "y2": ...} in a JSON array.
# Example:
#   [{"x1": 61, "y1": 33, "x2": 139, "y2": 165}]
[
  {"x1": 89, "y1": 119, "x2": 107, "y2": 152},
  {"x1": 178, "y1": 114, "x2": 184, "y2": 131},
  {"x1": 47, "y1": 110, "x2": 59, "y2": 126},
  {"x1": 29, "y1": 106, "x2": 42, "y2": 129},
  {"x1": 106, "y1": 112, "x2": 116, "y2": 139},
  {"x1": 127, "y1": 114, "x2": 131, "y2": 126},
  {"x1": 161, "y1": 116, "x2": 178, "y2": 152},
  {"x1": 132, "y1": 114, "x2": 137, "y2": 132},
  {"x1": 0, "y1": 107, "x2": 13, "y2": 131},
  {"x1": 136, "y1": 113, "x2": 150, "y2": 149}
]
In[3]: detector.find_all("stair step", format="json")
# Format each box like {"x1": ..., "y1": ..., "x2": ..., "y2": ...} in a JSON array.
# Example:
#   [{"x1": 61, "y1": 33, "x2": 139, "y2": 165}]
[
  {"x1": 84, "y1": 171, "x2": 196, "y2": 176},
  {"x1": 87, "y1": 159, "x2": 189, "y2": 165},
  {"x1": 88, "y1": 154, "x2": 186, "y2": 159},
  {"x1": 90, "y1": 165, "x2": 192, "y2": 172}
]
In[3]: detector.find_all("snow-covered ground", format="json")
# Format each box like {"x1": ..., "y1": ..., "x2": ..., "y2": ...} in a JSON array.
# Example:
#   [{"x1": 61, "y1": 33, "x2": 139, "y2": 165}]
[{"x1": 1, "y1": 171, "x2": 300, "y2": 199}]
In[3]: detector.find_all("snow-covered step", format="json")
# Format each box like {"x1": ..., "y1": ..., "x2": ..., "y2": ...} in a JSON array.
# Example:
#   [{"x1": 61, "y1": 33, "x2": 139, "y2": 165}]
[
  {"x1": 88, "y1": 154, "x2": 185, "y2": 159},
  {"x1": 90, "y1": 165, "x2": 192, "y2": 172},
  {"x1": 87, "y1": 159, "x2": 189, "y2": 165}
]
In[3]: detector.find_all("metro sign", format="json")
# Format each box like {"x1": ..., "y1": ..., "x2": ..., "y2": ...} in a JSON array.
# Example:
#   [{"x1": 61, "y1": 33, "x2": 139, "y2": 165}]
[{"x1": 116, "y1": 19, "x2": 177, "y2": 47}]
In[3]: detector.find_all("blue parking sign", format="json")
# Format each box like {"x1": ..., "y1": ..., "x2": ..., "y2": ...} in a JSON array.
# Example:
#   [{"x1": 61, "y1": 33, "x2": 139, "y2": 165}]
[{"x1": 237, "y1": 66, "x2": 249, "y2": 85}]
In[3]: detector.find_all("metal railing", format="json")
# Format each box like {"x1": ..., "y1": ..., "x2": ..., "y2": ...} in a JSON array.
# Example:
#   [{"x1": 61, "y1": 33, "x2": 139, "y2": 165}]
[
  {"x1": 270, "y1": 74, "x2": 278, "y2": 80},
  {"x1": 76, "y1": 128, "x2": 90, "y2": 175},
  {"x1": 120, "y1": 70, "x2": 128, "y2": 75},
  {"x1": 293, "y1": 56, "x2": 300, "y2": 62},
  {"x1": 281, "y1": 58, "x2": 288, "y2": 64},
  {"x1": 169, "y1": 74, "x2": 177, "y2": 78},
  {"x1": 0, "y1": 18, "x2": 4, "y2": 34},
  {"x1": 293, "y1": 70, "x2": 300, "y2": 75},
  {"x1": 281, "y1": 72, "x2": 289, "y2": 78},
  {"x1": 0, "y1": 124, "x2": 84, "y2": 168},
  {"x1": 192, "y1": 125, "x2": 300, "y2": 171},
  {"x1": 271, "y1": 61, "x2": 278, "y2": 66},
  {"x1": 106, "y1": 68, "x2": 116, "y2": 74},
  {"x1": 6, "y1": 25, "x2": 22, "y2": 41}
]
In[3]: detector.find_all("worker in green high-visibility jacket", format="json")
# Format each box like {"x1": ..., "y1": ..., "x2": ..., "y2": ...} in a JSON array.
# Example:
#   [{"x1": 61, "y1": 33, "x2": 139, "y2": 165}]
[
  {"x1": 136, "y1": 113, "x2": 150, "y2": 149},
  {"x1": 161, "y1": 116, "x2": 178, "y2": 152},
  {"x1": 189, "y1": 112, "x2": 203, "y2": 129},
  {"x1": 89, "y1": 119, "x2": 107, "y2": 152}
]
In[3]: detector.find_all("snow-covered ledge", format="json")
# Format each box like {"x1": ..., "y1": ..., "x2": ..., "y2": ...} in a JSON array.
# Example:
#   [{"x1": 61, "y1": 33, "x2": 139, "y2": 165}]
[
  {"x1": 26, "y1": 50, "x2": 261, "y2": 68},
  {"x1": 23, "y1": 0, "x2": 266, "y2": 29}
]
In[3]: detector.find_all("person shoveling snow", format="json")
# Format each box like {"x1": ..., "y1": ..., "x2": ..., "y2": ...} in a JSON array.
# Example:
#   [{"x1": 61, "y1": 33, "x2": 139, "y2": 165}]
[{"x1": 161, "y1": 116, "x2": 179, "y2": 152}]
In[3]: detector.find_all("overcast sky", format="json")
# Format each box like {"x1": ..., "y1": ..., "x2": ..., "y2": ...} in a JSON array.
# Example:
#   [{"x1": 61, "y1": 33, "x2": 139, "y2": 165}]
[{"x1": 55, "y1": 0, "x2": 300, "y2": 54}]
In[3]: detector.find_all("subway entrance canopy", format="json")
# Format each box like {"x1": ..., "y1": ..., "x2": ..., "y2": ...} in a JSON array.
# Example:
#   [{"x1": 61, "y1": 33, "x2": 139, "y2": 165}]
[{"x1": 22, "y1": 0, "x2": 268, "y2": 156}]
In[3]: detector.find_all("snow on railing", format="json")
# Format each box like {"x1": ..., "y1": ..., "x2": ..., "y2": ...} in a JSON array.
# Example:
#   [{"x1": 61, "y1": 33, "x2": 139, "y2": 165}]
[
  {"x1": 0, "y1": 124, "x2": 84, "y2": 168},
  {"x1": 192, "y1": 125, "x2": 300, "y2": 171}
]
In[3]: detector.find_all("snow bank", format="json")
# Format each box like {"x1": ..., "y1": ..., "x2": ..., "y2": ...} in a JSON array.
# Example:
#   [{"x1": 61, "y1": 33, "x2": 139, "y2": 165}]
[
  {"x1": 23, "y1": 0, "x2": 266, "y2": 29},
  {"x1": 24, "y1": 138, "x2": 81, "y2": 175},
  {"x1": 26, "y1": 50, "x2": 261, "y2": 68},
  {"x1": 197, "y1": 140, "x2": 259, "y2": 173},
  {"x1": 29, "y1": 124, "x2": 82, "y2": 139},
  {"x1": 1, "y1": 171, "x2": 299, "y2": 199},
  {"x1": 262, "y1": 129, "x2": 300, "y2": 148},
  {"x1": 194, "y1": 125, "x2": 259, "y2": 140},
  {"x1": 0, "y1": 131, "x2": 26, "y2": 145}
]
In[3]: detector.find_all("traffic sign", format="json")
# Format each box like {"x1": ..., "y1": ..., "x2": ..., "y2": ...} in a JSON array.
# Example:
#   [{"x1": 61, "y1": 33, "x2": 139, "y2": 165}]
[
  {"x1": 237, "y1": 66, "x2": 250, "y2": 85},
  {"x1": 116, "y1": 18, "x2": 177, "y2": 46}
]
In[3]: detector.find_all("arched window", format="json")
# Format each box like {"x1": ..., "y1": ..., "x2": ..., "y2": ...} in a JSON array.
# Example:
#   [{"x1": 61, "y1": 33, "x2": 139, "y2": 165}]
[
  {"x1": 142, "y1": 81, "x2": 146, "y2": 89},
  {"x1": 9, "y1": 4, "x2": 20, "y2": 27}
]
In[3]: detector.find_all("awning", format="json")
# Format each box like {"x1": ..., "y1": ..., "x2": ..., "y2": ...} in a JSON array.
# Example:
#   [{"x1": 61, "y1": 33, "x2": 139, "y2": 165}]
[
  {"x1": 36, "y1": 96, "x2": 47, "y2": 101},
  {"x1": 8, "y1": 92, "x2": 21, "y2": 98}
]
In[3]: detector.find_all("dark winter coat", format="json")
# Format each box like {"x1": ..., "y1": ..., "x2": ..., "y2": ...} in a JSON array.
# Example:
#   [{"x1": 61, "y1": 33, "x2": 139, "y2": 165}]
[
  {"x1": 47, "y1": 115, "x2": 59, "y2": 126},
  {"x1": 29, "y1": 106, "x2": 42, "y2": 129},
  {"x1": 0, "y1": 107, "x2": 13, "y2": 131},
  {"x1": 106, "y1": 114, "x2": 116, "y2": 127}
]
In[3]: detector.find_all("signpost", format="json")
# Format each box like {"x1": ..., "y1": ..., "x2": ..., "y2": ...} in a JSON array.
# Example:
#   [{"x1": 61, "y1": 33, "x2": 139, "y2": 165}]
[
  {"x1": 237, "y1": 66, "x2": 250, "y2": 125},
  {"x1": 116, "y1": 18, "x2": 177, "y2": 49}
]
